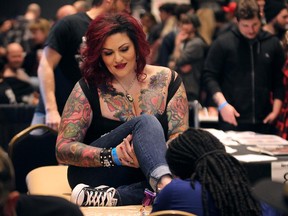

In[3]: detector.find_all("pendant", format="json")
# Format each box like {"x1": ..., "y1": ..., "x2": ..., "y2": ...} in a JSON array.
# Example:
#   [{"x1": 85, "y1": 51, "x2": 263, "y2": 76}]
[{"x1": 126, "y1": 94, "x2": 134, "y2": 102}]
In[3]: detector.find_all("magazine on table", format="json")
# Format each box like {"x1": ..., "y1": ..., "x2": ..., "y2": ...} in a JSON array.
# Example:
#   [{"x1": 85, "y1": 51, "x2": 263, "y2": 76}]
[
  {"x1": 247, "y1": 146, "x2": 288, "y2": 156},
  {"x1": 232, "y1": 134, "x2": 288, "y2": 146}
]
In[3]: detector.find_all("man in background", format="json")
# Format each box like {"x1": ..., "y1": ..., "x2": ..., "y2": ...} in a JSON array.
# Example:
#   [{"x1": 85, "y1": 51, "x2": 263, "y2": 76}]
[
  {"x1": 3, "y1": 43, "x2": 37, "y2": 104},
  {"x1": 3, "y1": 43, "x2": 31, "y2": 83},
  {"x1": 55, "y1": 5, "x2": 77, "y2": 21},
  {"x1": 203, "y1": 0, "x2": 285, "y2": 134},
  {"x1": 263, "y1": 0, "x2": 288, "y2": 40},
  {"x1": 73, "y1": 0, "x2": 91, "y2": 12}
]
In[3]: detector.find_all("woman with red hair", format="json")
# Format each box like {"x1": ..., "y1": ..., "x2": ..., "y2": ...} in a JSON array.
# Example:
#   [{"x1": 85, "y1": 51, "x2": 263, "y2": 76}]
[{"x1": 56, "y1": 12, "x2": 189, "y2": 207}]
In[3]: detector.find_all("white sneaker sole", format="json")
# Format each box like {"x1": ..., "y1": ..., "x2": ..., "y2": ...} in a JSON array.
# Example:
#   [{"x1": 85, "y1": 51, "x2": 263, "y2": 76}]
[{"x1": 70, "y1": 183, "x2": 88, "y2": 206}]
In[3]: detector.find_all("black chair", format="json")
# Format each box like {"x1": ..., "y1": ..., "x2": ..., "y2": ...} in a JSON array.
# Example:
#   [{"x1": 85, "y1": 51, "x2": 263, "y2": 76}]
[
  {"x1": 0, "y1": 104, "x2": 35, "y2": 151},
  {"x1": 8, "y1": 124, "x2": 58, "y2": 193}
]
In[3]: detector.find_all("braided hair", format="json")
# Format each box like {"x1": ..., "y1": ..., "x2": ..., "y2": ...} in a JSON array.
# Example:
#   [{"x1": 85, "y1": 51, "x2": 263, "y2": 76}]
[{"x1": 166, "y1": 128, "x2": 262, "y2": 216}]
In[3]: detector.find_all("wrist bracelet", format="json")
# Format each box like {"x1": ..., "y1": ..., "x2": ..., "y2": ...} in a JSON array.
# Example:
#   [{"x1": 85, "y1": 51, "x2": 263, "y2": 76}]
[
  {"x1": 100, "y1": 148, "x2": 114, "y2": 168},
  {"x1": 218, "y1": 101, "x2": 228, "y2": 111},
  {"x1": 112, "y1": 148, "x2": 122, "y2": 166}
]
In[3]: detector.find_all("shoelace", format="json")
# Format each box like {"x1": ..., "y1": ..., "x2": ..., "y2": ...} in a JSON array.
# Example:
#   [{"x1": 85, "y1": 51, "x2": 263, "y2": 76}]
[{"x1": 84, "y1": 187, "x2": 116, "y2": 206}]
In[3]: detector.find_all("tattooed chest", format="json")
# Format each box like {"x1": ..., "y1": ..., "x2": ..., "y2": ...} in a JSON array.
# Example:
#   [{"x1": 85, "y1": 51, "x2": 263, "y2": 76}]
[
  {"x1": 101, "y1": 89, "x2": 166, "y2": 121},
  {"x1": 100, "y1": 70, "x2": 169, "y2": 121}
]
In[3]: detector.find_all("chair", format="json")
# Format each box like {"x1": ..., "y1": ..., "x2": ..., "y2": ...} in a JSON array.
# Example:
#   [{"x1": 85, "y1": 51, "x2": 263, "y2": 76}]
[
  {"x1": 149, "y1": 210, "x2": 196, "y2": 216},
  {"x1": 188, "y1": 100, "x2": 200, "y2": 128},
  {"x1": 26, "y1": 165, "x2": 71, "y2": 200},
  {"x1": 0, "y1": 104, "x2": 35, "y2": 151},
  {"x1": 8, "y1": 124, "x2": 58, "y2": 193}
]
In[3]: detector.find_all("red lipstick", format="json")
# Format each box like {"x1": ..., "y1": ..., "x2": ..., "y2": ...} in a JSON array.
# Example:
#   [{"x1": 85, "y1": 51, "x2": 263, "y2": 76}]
[{"x1": 115, "y1": 63, "x2": 126, "y2": 69}]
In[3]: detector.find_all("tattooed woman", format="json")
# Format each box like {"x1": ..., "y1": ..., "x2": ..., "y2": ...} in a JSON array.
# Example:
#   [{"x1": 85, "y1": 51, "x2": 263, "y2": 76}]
[{"x1": 56, "y1": 12, "x2": 189, "y2": 207}]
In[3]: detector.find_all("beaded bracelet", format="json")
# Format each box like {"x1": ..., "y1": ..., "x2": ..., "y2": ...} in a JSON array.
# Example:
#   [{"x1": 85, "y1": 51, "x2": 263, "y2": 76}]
[
  {"x1": 100, "y1": 148, "x2": 115, "y2": 167},
  {"x1": 111, "y1": 148, "x2": 122, "y2": 166}
]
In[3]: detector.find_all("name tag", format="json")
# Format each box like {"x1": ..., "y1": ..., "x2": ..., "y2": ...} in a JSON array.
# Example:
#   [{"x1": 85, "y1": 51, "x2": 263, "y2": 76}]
[{"x1": 271, "y1": 161, "x2": 288, "y2": 183}]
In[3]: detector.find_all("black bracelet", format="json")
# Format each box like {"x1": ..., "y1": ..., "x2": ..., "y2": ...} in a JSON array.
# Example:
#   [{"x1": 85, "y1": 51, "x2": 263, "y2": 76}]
[{"x1": 100, "y1": 148, "x2": 115, "y2": 167}]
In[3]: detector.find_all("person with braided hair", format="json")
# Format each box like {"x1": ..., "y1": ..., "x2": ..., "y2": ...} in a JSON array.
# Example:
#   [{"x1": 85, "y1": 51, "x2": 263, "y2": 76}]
[{"x1": 152, "y1": 128, "x2": 282, "y2": 216}]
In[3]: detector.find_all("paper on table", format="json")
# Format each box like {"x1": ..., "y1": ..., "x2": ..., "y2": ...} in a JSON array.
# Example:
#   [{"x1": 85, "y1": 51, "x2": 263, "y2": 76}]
[
  {"x1": 232, "y1": 134, "x2": 288, "y2": 145},
  {"x1": 203, "y1": 128, "x2": 239, "y2": 146},
  {"x1": 220, "y1": 139, "x2": 239, "y2": 146},
  {"x1": 233, "y1": 154, "x2": 278, "y2": 162},
  {"x1": 247, "y1": 146, "x2": 288, "y2": 156},
  {"x1": 225, "y1": 146, "x2": 237, "y2": 154},
  {"x1": 226, "y1": 130, "x2": 256, "y2": 136}
]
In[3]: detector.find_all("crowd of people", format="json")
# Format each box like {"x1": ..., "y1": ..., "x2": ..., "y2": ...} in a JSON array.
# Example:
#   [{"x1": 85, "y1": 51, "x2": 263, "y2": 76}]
[{"x1": 1, "y1": 0, "x2": 288, "y2": 215}]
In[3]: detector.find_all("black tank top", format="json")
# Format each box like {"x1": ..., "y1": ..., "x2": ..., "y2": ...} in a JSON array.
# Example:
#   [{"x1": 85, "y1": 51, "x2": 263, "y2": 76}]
[{"x1": 79, "y1": 70, "x2": 182, "y2": 144}]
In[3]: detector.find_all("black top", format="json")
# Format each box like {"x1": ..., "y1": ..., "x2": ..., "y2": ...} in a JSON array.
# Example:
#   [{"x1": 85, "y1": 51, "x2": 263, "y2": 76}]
[
  {"x1": 203, "y1": 27, "x2": 285, "y2": 123},
  {"x1": 0, "y1": 79, "x2": 16, "y2": 104},
  {"x1": 79, "y1": 70, "x2": 182, "y2": 143},
  {"x1": 36, "y1": 12, "x2": 92, "y2": 114},
  {"x1": 4, "y1": 77, "x2": 34, "y2": 103}
]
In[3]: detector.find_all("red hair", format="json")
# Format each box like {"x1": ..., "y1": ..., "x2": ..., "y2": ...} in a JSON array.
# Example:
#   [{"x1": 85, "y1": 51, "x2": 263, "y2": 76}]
[{"x1": 81, "y1": 12, "x2": 150, "y2": 91}]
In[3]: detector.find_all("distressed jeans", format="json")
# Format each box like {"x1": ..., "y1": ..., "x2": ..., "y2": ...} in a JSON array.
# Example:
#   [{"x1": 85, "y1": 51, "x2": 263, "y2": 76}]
[{"x1": 68, "y1": 114, "x2": 171, "y2": 205}]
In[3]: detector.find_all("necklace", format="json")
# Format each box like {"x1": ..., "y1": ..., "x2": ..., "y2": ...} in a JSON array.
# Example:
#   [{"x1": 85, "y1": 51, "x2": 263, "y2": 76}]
[{"x1": 115, "y1": 75, "x2": 137, "y2": 102}]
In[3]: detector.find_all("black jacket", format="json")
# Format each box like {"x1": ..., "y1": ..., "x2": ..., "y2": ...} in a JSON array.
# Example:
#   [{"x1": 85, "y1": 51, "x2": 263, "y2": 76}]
[{"x1": 203, "y1": 27, "x2": 285, "y2": 124}]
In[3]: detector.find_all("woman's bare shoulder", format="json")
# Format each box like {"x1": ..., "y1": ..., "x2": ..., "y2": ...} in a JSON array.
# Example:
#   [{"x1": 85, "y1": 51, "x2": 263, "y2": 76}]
[{"x1": 145, "y1": 64, "x2": 172, "y2": 75}]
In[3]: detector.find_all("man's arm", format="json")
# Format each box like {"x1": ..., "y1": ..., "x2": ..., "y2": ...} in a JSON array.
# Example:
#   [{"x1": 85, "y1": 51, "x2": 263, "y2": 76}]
[
  {"x1": 37, "y1": 46, "x2": 62, "y2": 131},
  {"x1": 16, "y1": 69, "x2": 31, "y2": 83},
  {"x1": 263, "y1": 37, "x2": 285, "y2": 124},
  {"x1": 202, "y1": 36, "x2": 240, "y2": 126},
  {"x1": 213, "y1": 92, "x2": 240, "y2": 126}
]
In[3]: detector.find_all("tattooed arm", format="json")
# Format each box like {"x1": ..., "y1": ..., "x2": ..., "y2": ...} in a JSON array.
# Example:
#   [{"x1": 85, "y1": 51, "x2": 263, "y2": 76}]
[
  {"x1": 166, "y1": 76, "x2": 189, "y2": 143},
  {"x1": 56, "y1": 82, "x2": 102, "y2": 167}
]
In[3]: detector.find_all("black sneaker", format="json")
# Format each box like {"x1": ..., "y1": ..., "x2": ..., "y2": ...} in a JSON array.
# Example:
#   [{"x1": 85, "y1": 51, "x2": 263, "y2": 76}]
[{"x1": 71, "y1": 183, "x2": 118, "y2": 206}]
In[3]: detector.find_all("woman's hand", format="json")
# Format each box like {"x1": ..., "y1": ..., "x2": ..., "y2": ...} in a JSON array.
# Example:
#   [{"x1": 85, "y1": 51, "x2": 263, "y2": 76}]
[
  {"x1": 116, "y1": 134, "x2": 139, "y2": 168},
  {"x1": 175, "y1": 30, "x2": 188, "y2": 46},
  {"x1": 263, "y1": 111, "x2": 278, "y2": 124}
]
